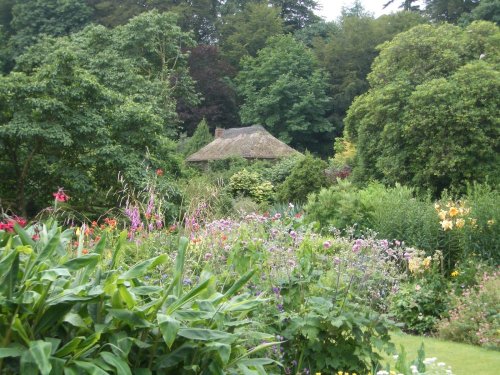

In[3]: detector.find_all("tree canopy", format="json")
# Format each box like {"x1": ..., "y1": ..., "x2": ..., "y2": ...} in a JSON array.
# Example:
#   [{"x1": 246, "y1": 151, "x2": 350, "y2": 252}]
[
  {"x1": 236, "y1": 34, "x2": 332, "y2": 152},
  {"x1": 345, "y1": 21, "x2": 500, "y2": 194}
]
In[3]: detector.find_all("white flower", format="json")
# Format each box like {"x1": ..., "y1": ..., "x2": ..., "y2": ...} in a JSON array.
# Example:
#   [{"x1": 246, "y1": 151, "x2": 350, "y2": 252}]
[
  {"x1": 376, "y1": 371, "x2": 389, "y2": 375},
  {"x1": 393, "y1": 355, "x2": 399, "y2": 360},
  {"x1": 438, "y1": 362, "x2": 446, "y2": 367},
  {"x1": 423, "y1": 357, "x2": 437, "y2": 365}
]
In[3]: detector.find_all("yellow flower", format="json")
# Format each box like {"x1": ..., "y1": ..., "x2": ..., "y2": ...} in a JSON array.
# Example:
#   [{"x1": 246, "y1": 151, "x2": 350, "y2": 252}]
[
  {"x1": 434, "y1": 202, "x2": 441, "y2": 211},
  {"x1": 449, "y1": 207, "x2": 459, "y2": 217},
  {"x1": 338, "y1": 372, "x2": 343, "y2": 375},
  {"x1": 451, "y1": 270, "x2": 459, "y2": 277},
  {"x1": 441, "y1": 219, "x2": 453, "y2": 231},
  {"x1": 469, "y1": 218, "x2": 478, "y2": 227},
  {"x1": 408, "y1": 258, "x2": 420, "y2": 273},
  {"x1": 487, "y1": 219, "x2": 495, "y2": 226},
  {"x1": 455, "y1": 218, "x2": 465, "y2": 229},
  {"x1": 422, "y1": 256, "x2": 431, "y2": 269},
  {"x1": 316, "y1": 373, "x2": 321, "y2": 375},
  {"x1": 438, "y1": 210, "x2": 447, "y2": 220}
]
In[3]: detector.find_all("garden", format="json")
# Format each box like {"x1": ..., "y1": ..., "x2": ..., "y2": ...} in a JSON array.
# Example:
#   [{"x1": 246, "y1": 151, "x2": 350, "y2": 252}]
[
  {"x1": 1, "y1": 1, "x2": 499, "y2": 374},
  {"x1": 0, "y1": 165, "x2": 498, "y2": 374}
]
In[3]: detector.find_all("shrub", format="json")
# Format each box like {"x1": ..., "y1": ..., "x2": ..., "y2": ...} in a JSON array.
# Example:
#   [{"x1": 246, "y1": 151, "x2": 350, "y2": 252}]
[
  {"x1": 261, "y1": 154, "x2": 304, "y2": 186},
  {"x1": 437, "y1": 270, "x2": 500, "y2": 349},
  {"x1": 180, "y1": 118, "x2": 213, "y2": 157},
  {"x1": 228, "y1": 169, "x2": 274, "y2": 204},
  {"x1": 277, "y1": 153, "x2": 328, "y2": 203},
  {"x1": 389, "y1": 251, "x2": 450, "y2": 334},
  {"x1": 0, "y1": 223, "x2": 276, "y2": 374}
]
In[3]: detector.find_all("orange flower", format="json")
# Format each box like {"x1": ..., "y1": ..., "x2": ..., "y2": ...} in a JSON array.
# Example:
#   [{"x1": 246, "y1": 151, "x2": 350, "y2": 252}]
[
  {"x1": 82, "y1": 249, "x2": 89, "y2": 255},
  {"x1": 449, "y1": 207, "x2": 459, "y2": 217}
]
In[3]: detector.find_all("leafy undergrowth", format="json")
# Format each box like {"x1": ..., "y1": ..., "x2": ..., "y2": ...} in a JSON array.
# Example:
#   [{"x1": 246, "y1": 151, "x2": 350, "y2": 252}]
[{"x1": 386, "y1": 332, "x2": 500, "y2": 375}]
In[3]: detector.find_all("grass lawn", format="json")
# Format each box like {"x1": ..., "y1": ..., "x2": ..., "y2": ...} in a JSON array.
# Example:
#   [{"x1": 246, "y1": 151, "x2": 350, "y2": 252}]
[{"x1": 385, "y1": 332, "x2": 500, "y2": 375}]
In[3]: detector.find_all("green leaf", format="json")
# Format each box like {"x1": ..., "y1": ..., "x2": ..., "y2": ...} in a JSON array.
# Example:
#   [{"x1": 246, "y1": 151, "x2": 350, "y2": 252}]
[
  {"x1": 108, "y1": 309, "x2": 152, "y2": 328},
  {"x1": 157, "y1": 314, "x2": 180, "y2": 349},
  {"x1": 29, "y1": 340, "x2": 53, "y2": 375},
  {"x1": 37, "y1": 230, "x2": 61, "y2": 263},
  {"x1": 119, "y1": 254, "x2": 168, "y2": 280},
  {"x1": 166, "y1": 278, "x2": 210, "y2": 315},
  {"x1": 204, "y1": 342, "x2": 231, "y2": 365},
  {"x1": 177, "y1": 328, "x2": 234, "y2": 342},
  {"x1": 174, "y1": 237, "x2": 188, "y2": 297},
  {"x1": 223, "y1": 268, "x2": 257, "y2": 300},
  {"x1": 14, "y1": 223, "x2": 36, "y2": 247},
  {"x1": 118, "y1": 284, "x2": 136, "y2": 309},
  {"x1": 40, "y1": 268, "x2": 72, "y2": 281},
  {"x1": 99, "y1": 351, "x2": 132, "y2": 375},
  {"x1": 0, "y1": 347, "x2": 24, "y2": 358},
  {"x1": 54, "y1": 337, "x2": 85, "y2": 357},
  {"x1": 72, "y1": 360, "x2": 109, "y2": 375},
  {"x1": 63, "y1": 312, "x2": 87, "y2": 328},
  {"x1": 63, "y1": 254, "x2": 100, "y2": 271}
]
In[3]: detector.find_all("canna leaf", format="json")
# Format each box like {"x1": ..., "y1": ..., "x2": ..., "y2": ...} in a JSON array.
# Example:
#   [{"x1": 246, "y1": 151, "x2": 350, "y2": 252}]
[
  {"x1": 177, "y1": 328, "x2": 235, "y2": 342},
  {"x1": 119, "y1": 254, "x2": 168, "y2": 280},
  {"x1": 28, "y1": 340, "x2": 53, "y2": 375},
  {"x1": 157, "y1": 314, "x2": 180, "y2": 349},
  {"x1": 99, "y1": 351, "x2": 132, "y2": 375}
]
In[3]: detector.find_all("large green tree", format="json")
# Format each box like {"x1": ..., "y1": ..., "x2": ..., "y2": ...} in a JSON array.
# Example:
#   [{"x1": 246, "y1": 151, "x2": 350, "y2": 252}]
[
  {"x1": 236, "y1": 34, "x2": 332, "y2": 152},
  {"x1": 310, "y1": 9, "x2": 425, "y2": 137},
  {"x1": 345, "y1": 21, "x2": 500, "y2": 194},
  {"x1": 219, "y1": 2, "x2": 285, "y2": 67},
  {"x1": 0, "y1": 11, "x2": 195, "y2": 214}
]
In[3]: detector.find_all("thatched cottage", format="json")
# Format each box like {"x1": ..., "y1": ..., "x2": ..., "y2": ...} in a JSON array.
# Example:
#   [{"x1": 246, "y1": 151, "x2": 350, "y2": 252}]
[{"x1": 186, "y1": 125, "x2": 300, "y2": 163}]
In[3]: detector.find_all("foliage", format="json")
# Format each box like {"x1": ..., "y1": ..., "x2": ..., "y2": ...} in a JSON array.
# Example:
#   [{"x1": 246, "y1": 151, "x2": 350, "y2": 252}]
[
  {"x1": 237, "y1": 34, "x2": 332, "y2": 151},
  {"x1": 277, "y1": 153, "x2": 327, "y2": 203},
  {"x1": 177, "y1": 45, "x2": 240, "y2": 134},
  {"x1": 0, "y1": 11, "x2": 196, "y2": 215},
  {"x1": 180, "y1": 118, "x2": 213, "y2": 157},
  {"x1": 6, "y1": 0, "x2": 92, "y2": 59},
  {"x1": 389, "y1": 251, "x2": 450, "y2": 334},
  {"x1": 228, "y1": 169, "x2": 274, "y2": 204},
  {"x1": 345, "y1": 21, "x2": 500, "y2": 195},
  {"x1": 312, "y1": 9, "x2": 425, "y2": 138},
  {"x1": 437, "y1": 270, "x2": 500, "y2": 349},
  {"x1": 424, "y1": 0, "x2": 480, "y2": 23},
  {"x1": 0, "y1": 222, "x2": 276, "y2": 374},
  {"x1": 219, "y1": 3, "x2": 284, "y2": 67},
  {"x1": 261, "y1": 154, "x2": 304, "y2": 186}
]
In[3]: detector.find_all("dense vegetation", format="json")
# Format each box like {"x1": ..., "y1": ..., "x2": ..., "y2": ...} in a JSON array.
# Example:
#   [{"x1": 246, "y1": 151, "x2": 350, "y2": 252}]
[{"x1": 1, "y1": 1, "x2": 499, "y2": 374}]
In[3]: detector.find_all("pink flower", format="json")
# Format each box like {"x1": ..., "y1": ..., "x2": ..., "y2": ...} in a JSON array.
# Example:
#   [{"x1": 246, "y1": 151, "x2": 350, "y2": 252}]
[
  {"x1": 53, "y1": 188, "x2": 69, "y2": 202},
  {"x1": 323, "y1": 240, "x2": 331, "y2": 249}
]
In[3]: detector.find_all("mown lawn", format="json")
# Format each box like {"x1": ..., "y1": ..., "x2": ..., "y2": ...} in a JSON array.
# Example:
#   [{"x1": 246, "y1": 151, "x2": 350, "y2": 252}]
[{"x1": 386, "y1": 332, "x2": 500, "y2": 375}]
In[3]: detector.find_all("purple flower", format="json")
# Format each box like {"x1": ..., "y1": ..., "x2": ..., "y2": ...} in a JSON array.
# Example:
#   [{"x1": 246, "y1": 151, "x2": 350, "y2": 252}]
[
  {"x1": 334, "y1": 256, "x2": 341, "y2": 265},
  {"x1": 380, "y1": 239, "x2": 389, "y2": 248},
  {"x1": 289, "y1": 230, "x2": 297, "y2": 239},
  {"x1": 323, "y1": 240, "x2": 331, "y2": 249}
]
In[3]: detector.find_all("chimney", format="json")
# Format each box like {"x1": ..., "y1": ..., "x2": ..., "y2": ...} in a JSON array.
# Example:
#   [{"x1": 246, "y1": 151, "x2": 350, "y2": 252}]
[{"x1": 215, "y1": 128, "x2": 224, "y2": 138}]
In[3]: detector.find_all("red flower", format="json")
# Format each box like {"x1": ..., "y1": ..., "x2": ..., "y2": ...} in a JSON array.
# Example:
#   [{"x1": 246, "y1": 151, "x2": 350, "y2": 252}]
[
  {"x1": 53, "y1": 188, "x2": 69, "y2": 202},
  {"x1": 156, "y1": 169, "x2": 164, "y2": 176},
  {"x1": 32, "y1": 234, "x2": 40, "y2": 241},
  {"x1": 0, "y1": 222, "x2": 14, "y2": 232}
]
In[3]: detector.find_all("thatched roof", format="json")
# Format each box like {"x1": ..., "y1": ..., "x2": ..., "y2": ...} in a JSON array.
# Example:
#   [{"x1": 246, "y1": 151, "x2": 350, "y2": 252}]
[{"x1": 186, "y1": 125, "x2": 299, "y2": 162}]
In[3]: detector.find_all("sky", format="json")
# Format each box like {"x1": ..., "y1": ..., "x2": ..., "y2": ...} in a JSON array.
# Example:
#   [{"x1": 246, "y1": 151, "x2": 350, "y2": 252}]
[{"x1": 314, "y1": 0, "x2": 424, "y2": 21}]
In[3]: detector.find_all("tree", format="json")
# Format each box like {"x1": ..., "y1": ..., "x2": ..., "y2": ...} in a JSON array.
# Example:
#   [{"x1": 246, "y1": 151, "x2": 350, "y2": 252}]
[
  {"x1": 236, "y1": 34, "x2": 332, "y2": 152},
  {"x1": 383, "y1": 0, "x2": 421, "y2": 11},
  {"x1": 344, "y1": 21, "x2": 500, "y2": 194},
  {"x1": 462, "y1": 0, "x2": 500, "y2": 25},
  {"x1": 425, "y1": 0, "x2": 480, "y2": 23},
  {"x1": 0, "y1": 11, "x2": 196, "y2": 214},
  {"x1": 177, "y1": 45, "x2": 240, "y2": 134},
  {"x1": 181, "y1": 118, "x2": 214, "y2": 156},
  {"x1": 219, "y1": 3, "x2": 285, "y2": 67},
  {"x1": 310, "y1": 9, "x2": 425, "y2": 138},
  {"x1": 9, "y1": 0, "x2": 92, "y2": 55},
  {"x1": 270, "y1": 0, "x2": 320, "y2": 30}
]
